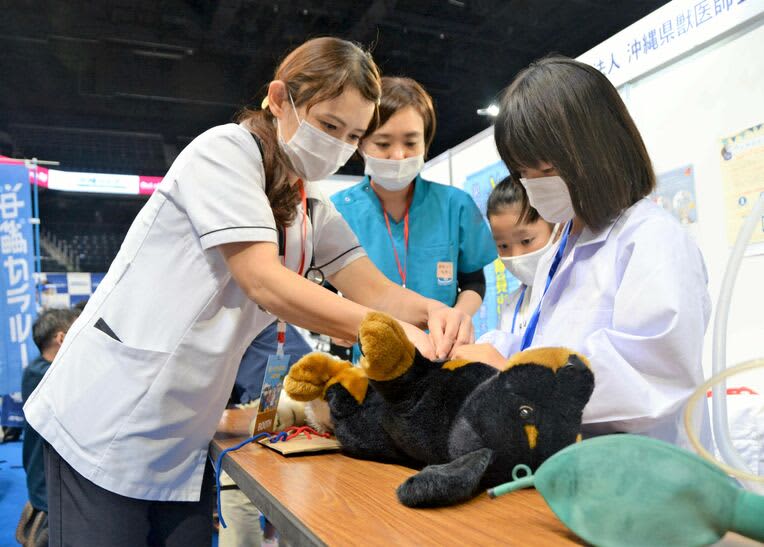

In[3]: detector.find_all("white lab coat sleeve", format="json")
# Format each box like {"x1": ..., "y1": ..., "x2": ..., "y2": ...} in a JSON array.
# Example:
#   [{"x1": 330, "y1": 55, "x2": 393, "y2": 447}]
[
  {"x1": 175, "y1": 126, "x2": 278, "y2": 250},
  {"x1": 311, "y1": 194, "x2": 366, "y2": 278},
  {"x1": 477, "y1": 329, "x2": 522, "y2": 358},
  {"x1": 477, "y1": 286, "x2": 524, "y2": 357},
  {"x1": 580, "y1": 218, "x2": 711, "y2": 434}
]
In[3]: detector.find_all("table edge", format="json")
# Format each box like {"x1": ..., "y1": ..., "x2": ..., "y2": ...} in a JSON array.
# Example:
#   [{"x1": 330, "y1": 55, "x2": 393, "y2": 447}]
[{"x1": 210, "y1": 441, "x2": 327, "y2": 547}]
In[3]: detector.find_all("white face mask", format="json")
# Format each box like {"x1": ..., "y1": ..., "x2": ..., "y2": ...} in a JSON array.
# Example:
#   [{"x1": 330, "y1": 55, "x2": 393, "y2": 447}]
[
  {"x1": 500, "y1": 223, "x2": 560, "y2": 286},
  {"x1": 277, "y1": 93, "x2": 357, "y2": 181},
  {"x1": 519, "y1": 175, "x2": 576, "y2": 223},
  {"x1": 363, "y1": 154, "x2": 424, "y2": 191}
]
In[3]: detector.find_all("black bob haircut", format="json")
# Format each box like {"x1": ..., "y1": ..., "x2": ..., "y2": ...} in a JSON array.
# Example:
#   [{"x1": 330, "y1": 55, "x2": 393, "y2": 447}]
[{"x1": 494, "y1": 56, "x2": 655, "y2": 231}]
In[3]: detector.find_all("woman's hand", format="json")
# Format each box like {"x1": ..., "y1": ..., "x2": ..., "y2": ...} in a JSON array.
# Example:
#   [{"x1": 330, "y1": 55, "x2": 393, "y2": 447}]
[
  {"x1": 399, "y1": 321, "x2": 436, "y2": 361},
  {"x1": 451, "y1": 343, "x2": 507, "y2": 370},
  {"x1": 330, "y1": 337, "x2": 355, "y2": 348},
  {"x1": 426, "y1": 304, "x2": 475, "y2": 361}
]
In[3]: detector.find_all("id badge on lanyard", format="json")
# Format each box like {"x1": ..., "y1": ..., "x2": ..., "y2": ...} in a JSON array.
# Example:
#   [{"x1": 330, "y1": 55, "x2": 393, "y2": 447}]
[
  {"x1": 253, "y1": 183, "x2": 309, "y2": 433},
  {"x1": 253, "y1": 321, "x2": 291, "y2": 434}
]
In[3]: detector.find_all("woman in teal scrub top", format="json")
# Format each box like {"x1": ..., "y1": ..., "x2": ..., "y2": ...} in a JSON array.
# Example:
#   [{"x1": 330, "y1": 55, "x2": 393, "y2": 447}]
[{"x1": 332, "y1": 77, "x2": 496, "y2": 336}]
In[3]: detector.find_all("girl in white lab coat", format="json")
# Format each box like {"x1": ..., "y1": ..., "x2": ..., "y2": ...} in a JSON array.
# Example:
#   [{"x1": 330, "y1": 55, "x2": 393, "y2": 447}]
[
  {"x1": 25, "y1": 38, "x2": 474, "y2": 547},
  {"x1": 482, "y1": 176, "x2": 559, "y2": 338},
  {"x1": 455, "y1": 56, "x2": 712, "y2": 450}
]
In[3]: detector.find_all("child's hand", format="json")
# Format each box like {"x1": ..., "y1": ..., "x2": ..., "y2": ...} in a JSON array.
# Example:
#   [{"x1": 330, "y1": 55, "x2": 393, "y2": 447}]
[{"x1": 450, "y1": 343, "x2": 506, "y2": 369}]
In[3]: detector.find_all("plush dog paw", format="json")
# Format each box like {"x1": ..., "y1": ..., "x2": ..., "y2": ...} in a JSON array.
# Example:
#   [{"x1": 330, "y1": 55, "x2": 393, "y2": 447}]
[
  {"x1": 284, "y1": 353, "x2": 368, "y2": 404},
  {"x1": 284, "y1": 353, "x2": 350, "y2": 402},
  {"x1": 358, "y1": 311, "x2": 415, "y2": 382},
  {"x1": 396, "y1": 448, "x2": 494, "y2": 507}
]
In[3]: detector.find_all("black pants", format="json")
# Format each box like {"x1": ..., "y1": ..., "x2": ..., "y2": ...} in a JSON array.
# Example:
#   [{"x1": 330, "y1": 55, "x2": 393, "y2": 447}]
[{"x1": 44, "y1": 444, "x2": 214, "y2": 547}]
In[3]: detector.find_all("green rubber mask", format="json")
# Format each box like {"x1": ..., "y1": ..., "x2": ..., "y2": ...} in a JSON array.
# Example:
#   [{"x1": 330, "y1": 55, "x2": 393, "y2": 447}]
[{"x1": 489, "y1": 434, "x2": 764, "y2": 547}]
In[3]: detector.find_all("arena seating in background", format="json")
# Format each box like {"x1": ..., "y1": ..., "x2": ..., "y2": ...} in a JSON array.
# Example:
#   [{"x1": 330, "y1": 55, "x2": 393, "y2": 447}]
[
  {"x1": 43, "y1": 223, "x2": 128, "y2": 272},
  {"x1": 40, "y1": 251, "x2": 67, "y2": 272},
  {"x1": 9, "y1": 124, "x2": 167, "y2": 175}
]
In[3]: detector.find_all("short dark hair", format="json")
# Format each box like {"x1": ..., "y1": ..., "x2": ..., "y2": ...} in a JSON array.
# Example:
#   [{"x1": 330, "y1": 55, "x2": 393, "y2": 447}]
[
  {"x1": 494, "y1": 56, "x2": 655, "y2": 231},
  {"x1": 375, "y1": 77, "x2": 436, "y2": 154},
  {"x1": 32, "y1": 308, "x2": 79, "y2": 352},
  {"x1": 486, "y1": 176, "x2": 541, "y2": 223}
]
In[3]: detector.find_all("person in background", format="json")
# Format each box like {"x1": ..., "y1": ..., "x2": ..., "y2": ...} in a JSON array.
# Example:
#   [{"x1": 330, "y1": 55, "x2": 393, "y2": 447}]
[
  {"x1": 16, "y1": 307, "x2": 80, "y2": 547},
  {"x1": 332, "y1": 76, "x2": 497, "y2": 358},
  {"x1": 454, "y1": 56, "x2": 712, "y2": 450},
  {"x1": 480, "y1": 176, "x2": 559, "y2": 342}
]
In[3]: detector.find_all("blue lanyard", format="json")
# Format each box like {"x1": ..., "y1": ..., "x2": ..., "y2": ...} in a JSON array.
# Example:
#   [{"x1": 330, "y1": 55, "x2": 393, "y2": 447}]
[
  {"x1": 510, "y1": 285, "x2": 527, "y2": 334},
  {"x1": 519, "y1": 221, "x2": 573, "y2": 350}
]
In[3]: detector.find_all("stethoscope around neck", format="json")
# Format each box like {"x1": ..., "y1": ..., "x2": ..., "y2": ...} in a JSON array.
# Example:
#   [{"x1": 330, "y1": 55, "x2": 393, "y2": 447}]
[
  {"x1": 261, "y1": 194, "x2": 325, "y2": 318},
  {"x1": 302, "y1": 195, "x2": 326, "y2": 285},
  {"x1": 304, "y1": 258, "x2": 324, "y2": 285},
  {"x1": 279, "y1": 192, "x2": 326, "y2": 285}
]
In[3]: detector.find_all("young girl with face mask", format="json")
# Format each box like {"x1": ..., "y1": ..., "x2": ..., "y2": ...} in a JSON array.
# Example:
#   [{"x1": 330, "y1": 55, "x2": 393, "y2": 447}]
[
  {"x1": 332, "y1": 77, "x2": 497, "y2": 357},
  {"x1": 484, "y1": 176, "x2": 559, "y2": 337},
  {"x1": 455, "y1": 56, "x2": 712, "y2": 451},
  {"x1": 24, "y1": 38, "x2": 475, "y2": 547}
]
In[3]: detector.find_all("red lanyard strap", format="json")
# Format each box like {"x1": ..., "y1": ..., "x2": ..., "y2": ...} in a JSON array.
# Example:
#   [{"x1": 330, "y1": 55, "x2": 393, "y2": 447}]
[
  {"x1": 276, "y1": 320, "x2": 287, "y2": 357},
  {"x1": 283, "y1": 180, "x2": 309, "y2": 277},
  {"x1": 382, "y1": 205, "x2": 410, "y2": 288}
]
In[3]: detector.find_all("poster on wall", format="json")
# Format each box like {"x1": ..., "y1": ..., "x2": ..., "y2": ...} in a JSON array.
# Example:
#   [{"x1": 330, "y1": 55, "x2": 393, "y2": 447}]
[
  {"x1": 719, "y1": 123, "x2": 764, "y2": 249},
  {"x1": 461, "y1": 161, "x2": 520, "y2": 340},
  {"x1": 652, "y1": 165, "x2": 698, "y2": 225}
]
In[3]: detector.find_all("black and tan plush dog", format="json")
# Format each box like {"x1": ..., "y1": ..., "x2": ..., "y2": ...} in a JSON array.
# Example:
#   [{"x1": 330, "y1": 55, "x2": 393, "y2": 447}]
[{"x1": 285, "y1": 311, "x2": 595, "y2": 507}]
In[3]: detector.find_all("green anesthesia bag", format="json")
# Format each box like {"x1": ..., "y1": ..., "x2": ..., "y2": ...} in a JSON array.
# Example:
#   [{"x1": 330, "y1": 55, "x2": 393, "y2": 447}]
[{"x1": 489, "y1": 434, "x2": 764, "y2": 547}]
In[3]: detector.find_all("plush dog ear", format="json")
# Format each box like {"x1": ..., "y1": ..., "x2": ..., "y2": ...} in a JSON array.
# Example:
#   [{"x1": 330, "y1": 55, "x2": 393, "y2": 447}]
[
  {"x1": 396, "y1": 448, "x2": 494, "y2": 508},
  {"x1": 554, "y1": 353, "x2": 595, "y2": 405},
  {"x1": 499, "y1": 349, "x2": 594, "y2": 407}
]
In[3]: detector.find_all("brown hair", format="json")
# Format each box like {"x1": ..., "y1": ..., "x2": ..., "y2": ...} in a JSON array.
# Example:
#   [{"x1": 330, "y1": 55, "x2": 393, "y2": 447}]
[
  {"x1": 373, "y1": 76, "x2": 437, "y2": 154},
  {"x1": 494, "y1": 56, "x2": 655, "y2": 231},
  {"x1": 237, "y1": 37, "x2": 381, "y2": 227}
]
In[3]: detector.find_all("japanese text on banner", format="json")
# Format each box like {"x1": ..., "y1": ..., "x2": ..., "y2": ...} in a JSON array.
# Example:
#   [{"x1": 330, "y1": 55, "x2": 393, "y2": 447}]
[{"x1": 0, "y1": 164, "x2": 38, "y2": 395}]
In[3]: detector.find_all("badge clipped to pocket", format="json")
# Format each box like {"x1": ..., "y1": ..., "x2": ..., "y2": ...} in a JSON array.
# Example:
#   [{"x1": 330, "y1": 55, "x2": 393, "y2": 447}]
[{"x1": 436, "y1": 261, "x2": 454, "y2": 286}]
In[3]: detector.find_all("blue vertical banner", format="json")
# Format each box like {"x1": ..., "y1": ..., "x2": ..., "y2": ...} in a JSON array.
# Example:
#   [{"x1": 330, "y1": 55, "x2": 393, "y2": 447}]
[
  {"x1": 0, "y1": 163, "x2": 38, "y2": 396},
  {"x1": 462, "y1": 161, "x2": 520, "y2": 339}
]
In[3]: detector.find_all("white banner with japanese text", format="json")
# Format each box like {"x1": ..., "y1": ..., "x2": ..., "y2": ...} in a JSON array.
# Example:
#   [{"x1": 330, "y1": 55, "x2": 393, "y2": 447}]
[{"x1": 579, "y1": 0, "x2": 764, "y2": 87}]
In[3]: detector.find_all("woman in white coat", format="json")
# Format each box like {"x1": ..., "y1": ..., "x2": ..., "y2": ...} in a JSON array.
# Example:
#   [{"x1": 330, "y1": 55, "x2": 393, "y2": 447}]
[
  {"x1": 24, "y1": 37, "x2": 473, "y2": 547},
  {"x1": 455, "y1": 56, "x2": 712, "y2": 451}
]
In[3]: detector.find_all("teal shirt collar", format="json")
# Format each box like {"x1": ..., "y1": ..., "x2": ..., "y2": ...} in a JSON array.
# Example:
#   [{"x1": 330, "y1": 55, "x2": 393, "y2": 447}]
[{"x1": 359, "y1": 174, "x2": 428, "y2": 223}]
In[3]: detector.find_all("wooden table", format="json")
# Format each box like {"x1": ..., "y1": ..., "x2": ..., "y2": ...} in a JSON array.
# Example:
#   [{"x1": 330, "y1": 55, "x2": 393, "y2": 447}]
[
  {"x1": 211, "y1": 408, "x2": 759, "y2": 547},
  {"x1": 212, "y1": 408, "x2": 582, "y2": 546}
]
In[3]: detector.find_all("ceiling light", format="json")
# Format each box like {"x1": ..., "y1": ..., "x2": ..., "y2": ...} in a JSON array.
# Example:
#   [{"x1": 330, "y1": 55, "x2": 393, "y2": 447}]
[{"x1": 477, "y1": 104, "x2": 499, "y2": 117}]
